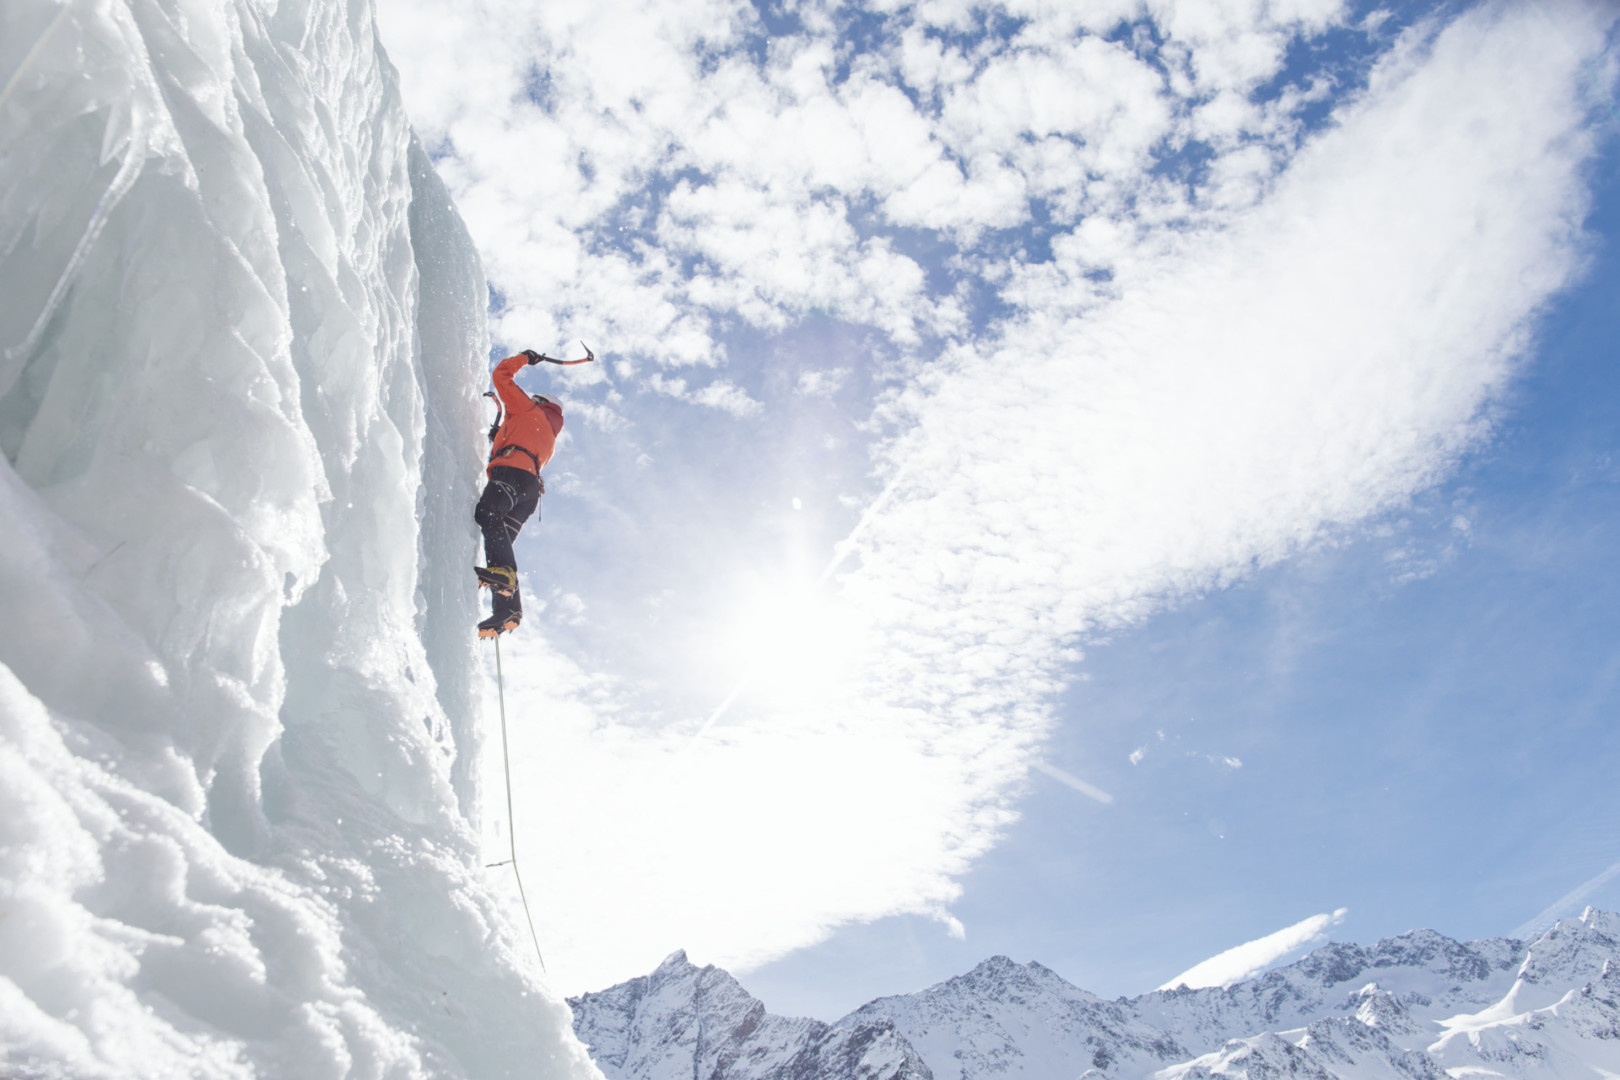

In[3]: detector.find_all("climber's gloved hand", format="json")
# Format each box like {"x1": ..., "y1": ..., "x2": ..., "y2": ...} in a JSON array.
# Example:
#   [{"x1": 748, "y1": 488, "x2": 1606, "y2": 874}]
[{"x1": 521, "y1": 349, "x2": 544, "y2": 365}]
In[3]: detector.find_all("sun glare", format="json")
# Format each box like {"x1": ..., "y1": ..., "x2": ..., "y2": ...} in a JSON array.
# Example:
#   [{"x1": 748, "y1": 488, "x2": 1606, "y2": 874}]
[{"x1": 714, "y1": 581, "x2": 863, "y2": 707}]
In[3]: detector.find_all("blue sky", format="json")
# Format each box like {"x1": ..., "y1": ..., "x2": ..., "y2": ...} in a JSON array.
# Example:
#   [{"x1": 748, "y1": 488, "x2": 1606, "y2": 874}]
[
  {"x1": 746, "y1": 164, "x2": 1620, "y2": 1014},
  {"x1": 377, "y1": 0, "x2": 1620, "y2": 1006}
]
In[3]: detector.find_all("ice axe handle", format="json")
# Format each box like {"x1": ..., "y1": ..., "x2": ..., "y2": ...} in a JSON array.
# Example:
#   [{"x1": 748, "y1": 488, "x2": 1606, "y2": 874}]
[{"x1": 530, "y1": 342, "x2": 595, "y2": 366}]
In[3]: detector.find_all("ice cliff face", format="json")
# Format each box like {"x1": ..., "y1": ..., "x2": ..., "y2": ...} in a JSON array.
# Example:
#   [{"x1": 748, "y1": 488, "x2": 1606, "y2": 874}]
[
  {"x1": 0, "y1": 0, "x2": 599, "y2": 1076},
  {"x1": 574, "y1": 909, "x2": 1620, "y2": 1080}
]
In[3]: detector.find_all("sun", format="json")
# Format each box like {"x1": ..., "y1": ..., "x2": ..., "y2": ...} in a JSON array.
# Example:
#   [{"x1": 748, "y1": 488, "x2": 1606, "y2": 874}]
[{"x1": 711, "y1": 579, "x2": 863, "y2": 708}]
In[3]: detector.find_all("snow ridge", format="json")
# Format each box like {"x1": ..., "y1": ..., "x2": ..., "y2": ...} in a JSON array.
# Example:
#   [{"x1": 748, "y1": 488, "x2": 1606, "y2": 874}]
[
  {"x1": 573, "y1": 909, "x2": 1620, "y2": 1080},
  {"x1": 0, "y1": 0, "x2": 597, "y2": 1075},
  {"x1": 571, "y1": 951, "x2": 931, "y2": 1080}
]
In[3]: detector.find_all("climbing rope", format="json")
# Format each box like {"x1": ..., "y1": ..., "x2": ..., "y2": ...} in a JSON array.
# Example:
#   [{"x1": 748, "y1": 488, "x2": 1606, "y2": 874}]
[{"x1": 492, "y1": 635, "x2": 546, "y2": 972}]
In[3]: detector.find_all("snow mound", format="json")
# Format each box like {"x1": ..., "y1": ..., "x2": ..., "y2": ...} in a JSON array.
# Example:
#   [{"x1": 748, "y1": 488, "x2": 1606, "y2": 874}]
[{"x1": 0, "y1": 0, "x2": 598, "y2": 1075}]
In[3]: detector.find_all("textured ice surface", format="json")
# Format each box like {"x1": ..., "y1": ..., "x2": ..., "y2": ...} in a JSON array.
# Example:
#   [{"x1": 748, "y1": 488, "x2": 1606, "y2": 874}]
[{"x1": 0, "y1": 0, "x2": 599, "y2": 1075}]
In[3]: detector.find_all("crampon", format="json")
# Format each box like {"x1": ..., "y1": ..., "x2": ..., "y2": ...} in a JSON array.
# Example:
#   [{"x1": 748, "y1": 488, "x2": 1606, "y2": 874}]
[
  {"x1": 477, "y1": 612, "x2": 521, "y2": 638},
  {"x1": 475, "y1": 565, "x2": 518, "y2": 596}
]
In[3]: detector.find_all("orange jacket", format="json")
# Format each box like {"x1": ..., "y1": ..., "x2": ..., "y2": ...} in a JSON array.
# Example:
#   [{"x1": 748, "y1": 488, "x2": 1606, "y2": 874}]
[{"x1": 487, "y1": 353, "x2": 564, "y2": 477}]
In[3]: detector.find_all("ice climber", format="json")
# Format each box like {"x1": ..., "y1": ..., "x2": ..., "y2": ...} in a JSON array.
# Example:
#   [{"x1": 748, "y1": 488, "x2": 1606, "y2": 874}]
[{"x1": 474, "y1": 345, "x2": 591, "y2": 638}]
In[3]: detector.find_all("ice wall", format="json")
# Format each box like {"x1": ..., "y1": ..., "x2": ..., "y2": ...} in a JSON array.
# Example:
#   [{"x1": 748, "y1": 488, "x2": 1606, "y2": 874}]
[{"x1": 0, "y1": 0, "x2": 600, "y2": 1076}]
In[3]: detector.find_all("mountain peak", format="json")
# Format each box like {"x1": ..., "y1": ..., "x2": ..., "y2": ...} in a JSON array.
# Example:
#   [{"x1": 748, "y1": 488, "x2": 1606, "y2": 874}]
[
  {"x1": 967, "y1": 954, "x2": 1023, "y2": 975},
  {"x1": 655, "y1": 948, "x2": 693, "y2": 972},
  {"x1": 577, "y1": 912, "x2": 1620, "y2": 1080},
  {"x1": 573, "y1": 953, "x2": 932, "y2": 1080}
]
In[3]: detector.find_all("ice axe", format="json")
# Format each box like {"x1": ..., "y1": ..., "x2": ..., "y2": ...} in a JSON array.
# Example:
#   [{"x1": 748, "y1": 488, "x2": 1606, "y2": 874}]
[{"x1": 522, "y1": 342, "x2": 595, "y2": 366}]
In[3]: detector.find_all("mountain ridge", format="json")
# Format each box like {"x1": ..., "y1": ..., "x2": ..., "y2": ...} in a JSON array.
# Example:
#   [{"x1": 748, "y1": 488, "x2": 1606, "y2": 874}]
[{"x1": 571, "y1": 908, "x2": 1620, "y2": 1079}]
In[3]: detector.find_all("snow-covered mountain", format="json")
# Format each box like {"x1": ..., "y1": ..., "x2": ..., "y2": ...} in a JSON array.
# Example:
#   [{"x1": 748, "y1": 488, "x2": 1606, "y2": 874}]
[
  {"x1": 0, "y1": 0, "x2": 597, "y2": 1075},
  {"x1": 570, "y1": 951, "x2": 931, "y2": 1080},
  {"x1": 572, "y1": 908, "x2": 1620, "y2": 1080}
]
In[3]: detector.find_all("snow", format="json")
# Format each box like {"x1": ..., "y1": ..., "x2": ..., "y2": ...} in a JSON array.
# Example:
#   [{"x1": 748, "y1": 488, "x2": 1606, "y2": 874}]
[
  {"x1": 570, "y1": 951, "x2": 931, "y2": 1080},
  {"x1": 0, "y1": 0, "x2": 600, "y2": 1075},
  {"x1": 575, "y1": 911, "x2": 1620, "y2": 1080}
]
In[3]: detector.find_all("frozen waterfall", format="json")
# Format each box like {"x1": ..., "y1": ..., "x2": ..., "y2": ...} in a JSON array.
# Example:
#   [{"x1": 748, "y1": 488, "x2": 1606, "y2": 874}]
[{"x1": 0, "y1": 0, "x2": 600, "y2": 1075}]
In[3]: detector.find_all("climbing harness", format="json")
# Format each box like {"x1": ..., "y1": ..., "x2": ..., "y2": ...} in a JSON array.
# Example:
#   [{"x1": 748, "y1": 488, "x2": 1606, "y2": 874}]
[
  {"x1": 488, "y1": 635, "x2": 546, "y2": 972},
  {"x1": 489, "y1": 441, "x2": 544, "y2": 474}
]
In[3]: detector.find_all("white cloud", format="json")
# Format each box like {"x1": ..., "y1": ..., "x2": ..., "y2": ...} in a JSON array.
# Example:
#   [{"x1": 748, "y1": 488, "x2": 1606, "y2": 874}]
[
  {"x1": 489, "y1": 630, "x2": 995, "y2": 991},
  {"x1": 1159, "y1": 908, "x2": 1350, "y2": 990},
  {"x1": 691, "y1": 380, "x2": 763, "y2": 417},
  {"x1": 378, "y1": 0, "x2": 1389, "y2": 362},
  {"x1": 796, "y1": 368, "x2": 850, "y2": 397},
  {"x1": 840, "y1": 1, "x2": 1607, "y2": 818},
  {"x1": 644, "y1": 372, "x2": 762, "y2": 415},
  {"x1": 377, "y1": 0, "x2": 1619, "y2": 994}
]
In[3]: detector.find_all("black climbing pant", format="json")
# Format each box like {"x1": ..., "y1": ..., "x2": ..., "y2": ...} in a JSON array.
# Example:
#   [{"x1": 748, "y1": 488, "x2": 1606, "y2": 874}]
[{"x1": 475, "y1": 465, "x2": 541, "y2": 619}]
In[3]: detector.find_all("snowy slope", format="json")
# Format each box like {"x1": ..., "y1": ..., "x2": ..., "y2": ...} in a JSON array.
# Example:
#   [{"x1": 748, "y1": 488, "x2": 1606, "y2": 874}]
[
  {"x1": 844, "y1": 956, "x2": 1189, "y2": 1079},
  {"x1": 571, "y1": 951, "x2": 931, "y2": 1080},
  {"x1": 577, "y1": 910, "x2": 1620, "y2": 1080},
  {"x1": 0, "y1": 0, "x2": 599, "y2": 1076},
  {"x1": 1128, "y1": 928, "x2": 1529, "y2": 1056}
]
